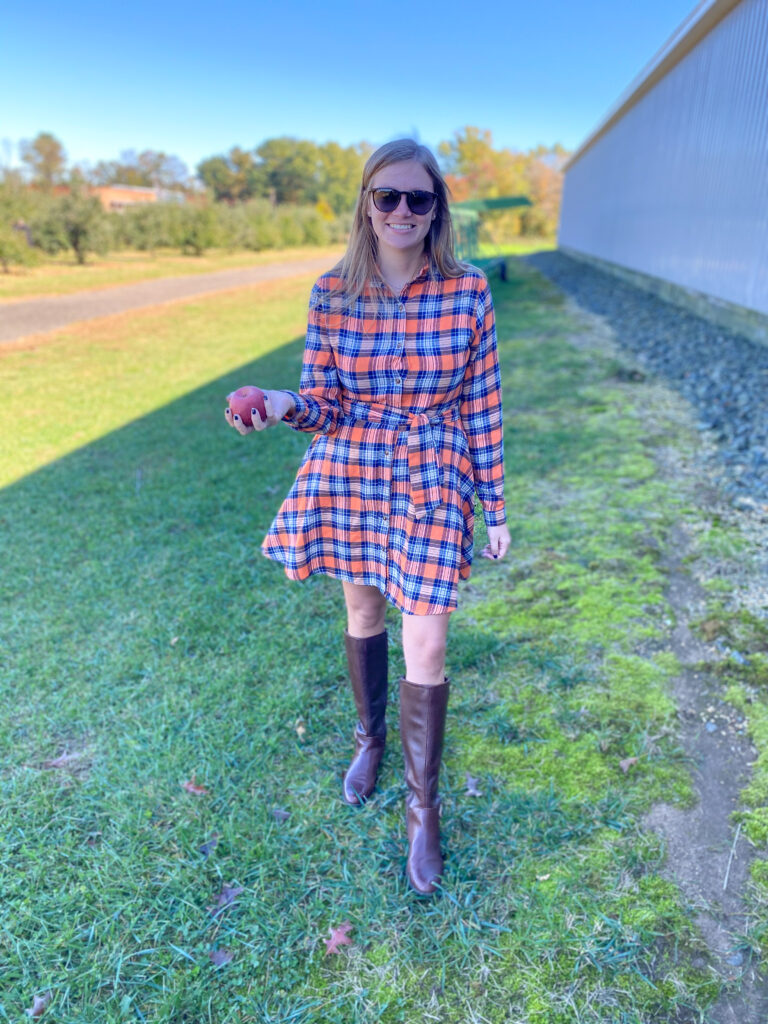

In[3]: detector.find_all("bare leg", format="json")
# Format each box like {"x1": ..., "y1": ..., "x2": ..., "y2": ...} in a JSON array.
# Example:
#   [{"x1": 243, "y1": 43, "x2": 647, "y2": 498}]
[
  {"x1": 401, "y1": 612, "x2": 451, "y2": 686},
  {"x1": 342, "y1": 580, "x2": 387, "y2": 638}
]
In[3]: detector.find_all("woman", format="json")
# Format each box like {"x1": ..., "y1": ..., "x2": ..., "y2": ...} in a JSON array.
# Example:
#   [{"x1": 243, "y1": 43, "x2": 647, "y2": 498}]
[{"x1": 225, "y1": 139, "x2": 510, "y2": 895}]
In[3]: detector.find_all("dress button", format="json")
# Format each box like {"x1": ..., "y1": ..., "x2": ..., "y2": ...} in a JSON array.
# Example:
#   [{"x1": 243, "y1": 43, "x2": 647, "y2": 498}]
[{"x1": 394, "y1": 377, "x2": 402, "y2": 385}]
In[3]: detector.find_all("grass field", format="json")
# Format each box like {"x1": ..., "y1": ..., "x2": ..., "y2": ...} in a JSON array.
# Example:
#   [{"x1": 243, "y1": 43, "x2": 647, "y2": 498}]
[
  {"x1": 1, "y1": 258, "x2": 763, "y2": 1022},
  {"x1": 0, "y1": 241, "x2": 557, "y2": 303},
  {"x1": 0, "y1": 246, "x2": 345, "y2": 301}
]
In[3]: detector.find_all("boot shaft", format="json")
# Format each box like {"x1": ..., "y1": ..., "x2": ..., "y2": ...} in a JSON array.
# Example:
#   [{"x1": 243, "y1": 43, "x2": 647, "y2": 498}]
[
  {"x1": 399, "y1": 677, "x2": 449, "y2": 808},
  {"x1": 344, "y1": 629, "x2": 388, "y2": 739}
]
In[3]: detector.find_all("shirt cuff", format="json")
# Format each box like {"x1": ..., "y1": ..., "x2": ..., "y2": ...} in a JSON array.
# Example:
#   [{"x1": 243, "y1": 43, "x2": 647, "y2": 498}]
[
  {"x1": 482, "y1": 501, "x2": 507, "y2": 528},
  {"x1": 281, "y1": 390, "x2": 307, "y2": 429}
]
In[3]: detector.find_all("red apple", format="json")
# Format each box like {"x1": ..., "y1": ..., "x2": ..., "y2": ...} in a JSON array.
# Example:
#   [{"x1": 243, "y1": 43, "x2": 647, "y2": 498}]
[{"x1": 227, "y1": 386, "x2": 268, "y2": 426}]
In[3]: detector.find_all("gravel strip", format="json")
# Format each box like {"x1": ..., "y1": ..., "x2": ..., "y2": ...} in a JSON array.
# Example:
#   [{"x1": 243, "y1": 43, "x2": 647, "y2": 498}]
[
  {"x1": 525, "y1": 250, "x2": 768, "y2": 503},
  {"x1": 0, "y1": 255, "x2": 335, "y2": 345}
]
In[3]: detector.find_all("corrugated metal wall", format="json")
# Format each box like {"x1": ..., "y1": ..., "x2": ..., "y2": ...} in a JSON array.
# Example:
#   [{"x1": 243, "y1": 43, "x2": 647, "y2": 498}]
[{"x1": 559, "y1": 0, "x2": 768, "y2": 316}]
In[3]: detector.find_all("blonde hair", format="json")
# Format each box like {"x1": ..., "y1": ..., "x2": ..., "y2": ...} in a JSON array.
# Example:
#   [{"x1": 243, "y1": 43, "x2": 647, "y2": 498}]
[{"x1": 333, "y1": 139, "x2": 465, "y2": 302}]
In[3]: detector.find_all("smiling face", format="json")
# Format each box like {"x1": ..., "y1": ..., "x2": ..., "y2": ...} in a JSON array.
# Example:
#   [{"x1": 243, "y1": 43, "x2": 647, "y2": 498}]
[{"x1": 367, "y1": 159, "x2": 437, "y2": 260}]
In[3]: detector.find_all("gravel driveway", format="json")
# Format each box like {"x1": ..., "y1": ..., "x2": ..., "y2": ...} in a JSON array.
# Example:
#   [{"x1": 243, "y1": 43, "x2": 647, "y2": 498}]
[{"x1": 0, "y1": 255, "x2": 335, "y2": 344}]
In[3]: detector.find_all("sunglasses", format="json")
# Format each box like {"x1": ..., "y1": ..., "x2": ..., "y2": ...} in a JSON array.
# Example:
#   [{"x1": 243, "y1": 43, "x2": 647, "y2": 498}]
[{"x1": 369, "y1": 187, "x2": 438, "y2": 216}]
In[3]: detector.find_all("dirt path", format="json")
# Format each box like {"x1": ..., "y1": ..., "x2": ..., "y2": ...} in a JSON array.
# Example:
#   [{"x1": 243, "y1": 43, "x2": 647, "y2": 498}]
[{"x1": 0, "y1": 255, "x2": 334, "y2": 344}]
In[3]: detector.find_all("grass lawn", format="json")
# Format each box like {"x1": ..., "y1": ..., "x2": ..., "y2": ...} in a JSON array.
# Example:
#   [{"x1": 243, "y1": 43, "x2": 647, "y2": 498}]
[
  {"x1": 0, "y1": 246, "x2": 345, "y2": 302},
  {"x1": 0, "y1": 258, "x2": 761, "y2": 1021}
]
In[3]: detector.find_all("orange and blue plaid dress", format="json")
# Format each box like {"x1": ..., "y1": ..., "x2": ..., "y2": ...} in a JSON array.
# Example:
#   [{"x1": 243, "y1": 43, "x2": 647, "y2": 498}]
[{"x1": 261, "y1": 258, "x2": 506, "y2": 615}]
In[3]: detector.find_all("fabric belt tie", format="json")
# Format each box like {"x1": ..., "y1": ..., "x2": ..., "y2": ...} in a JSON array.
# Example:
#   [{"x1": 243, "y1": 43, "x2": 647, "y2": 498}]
[{"x1": 341, "y1": 399, "x2": 460, "y2": 520}]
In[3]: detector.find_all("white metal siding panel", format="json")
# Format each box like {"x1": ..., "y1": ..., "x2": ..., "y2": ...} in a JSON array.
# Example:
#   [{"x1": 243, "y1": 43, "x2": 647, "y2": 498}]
[{"x1": 559, "y1": 0, "x2": 768, "y2": 316}]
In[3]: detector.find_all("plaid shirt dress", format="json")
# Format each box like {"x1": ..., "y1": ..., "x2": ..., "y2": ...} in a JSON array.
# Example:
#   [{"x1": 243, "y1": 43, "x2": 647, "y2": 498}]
[{"x1": 261, "y1": 257, "x2": 506, "y2": 615}]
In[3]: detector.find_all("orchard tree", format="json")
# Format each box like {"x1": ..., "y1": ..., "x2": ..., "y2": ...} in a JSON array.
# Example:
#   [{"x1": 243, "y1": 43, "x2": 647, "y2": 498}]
[
  {"x1": 255, "y1": 137, "x2": 319, "y2": 204},
  {"x1": 90, "y1": 149, "x2": 189, "y2": 190},
  {"x1": 197, "y1": 147, "x2": 264, "y2": 202},
  {"x1": 0, "y1": 224, "x2": 37, "y2": 273},
  {"x1": 20, "y1": 132, "x2": 67, "y2": 188},
  {"x1": 316, "y1": 141, "x2": 368, "y2": 215},
  {"x1": 57, "y1": 176, "x2": 110, "y2": 263},
  {"x1": 439, "y1": 127, "x2": 569, "y2": 239}
]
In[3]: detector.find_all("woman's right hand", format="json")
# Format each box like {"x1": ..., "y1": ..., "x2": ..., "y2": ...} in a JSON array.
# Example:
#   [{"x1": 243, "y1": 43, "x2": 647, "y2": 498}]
[{"x1": 224, "y1": 387, "x2": 296, "y2": 436}]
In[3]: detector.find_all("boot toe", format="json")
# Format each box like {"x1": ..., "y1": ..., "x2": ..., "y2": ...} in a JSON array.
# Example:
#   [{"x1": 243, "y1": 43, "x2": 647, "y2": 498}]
[
  {"x1": 406, "y1": 805, "x2": 443, "y2": 895},
  {"x1": 342, "y1": 772, "x2": 370, "y2": 805}
]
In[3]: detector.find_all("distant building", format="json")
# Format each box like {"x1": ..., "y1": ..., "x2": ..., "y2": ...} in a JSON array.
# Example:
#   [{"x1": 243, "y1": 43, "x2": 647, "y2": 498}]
[
  {"x1": 91, "y1": 184, "x2": 159, "y2": 211},
  {"x1": 558, "y1": 0, "x2": 768, "y2": 344},
  {"x1": 90, "y1": 184, "x2": 187, "y2": 211},
  {"x1": 32, "y1": 183, "x2": 188, "y2": 211}
]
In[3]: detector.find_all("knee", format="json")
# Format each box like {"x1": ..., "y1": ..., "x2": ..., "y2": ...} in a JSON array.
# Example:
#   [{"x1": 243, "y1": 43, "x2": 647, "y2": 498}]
[
  {"x1": 408, "y1": 635, "x2": 447, "y2": 671},
  {"x1": 347, "y1": 600, "x2": 386, "y2": 636}
]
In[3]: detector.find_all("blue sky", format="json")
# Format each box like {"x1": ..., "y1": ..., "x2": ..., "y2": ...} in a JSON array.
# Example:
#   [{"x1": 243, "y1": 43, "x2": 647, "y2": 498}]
[{"x1": 1, "y1": 0, "x2": 697, "y2": 175}]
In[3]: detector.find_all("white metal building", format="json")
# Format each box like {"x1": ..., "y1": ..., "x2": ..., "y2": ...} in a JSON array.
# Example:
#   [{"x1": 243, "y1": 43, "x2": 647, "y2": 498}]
[{"x1": 558, "y1": 0, "x2": 768, "y2": 342}]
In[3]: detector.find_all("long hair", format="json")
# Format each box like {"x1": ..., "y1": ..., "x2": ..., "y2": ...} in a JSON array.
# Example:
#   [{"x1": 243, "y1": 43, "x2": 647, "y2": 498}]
[{"x1": 333, "y1": 139, "x2": 466, "y2": 303}]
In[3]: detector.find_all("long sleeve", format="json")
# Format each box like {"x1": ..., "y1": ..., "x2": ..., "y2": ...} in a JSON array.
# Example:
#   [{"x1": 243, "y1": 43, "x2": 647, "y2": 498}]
[
  {"x1": 459, "y1": 282, "x2": 506, "y2": 526},
  {"x1": 282, "y1": 282, "x2": 341, "y2": 435}
]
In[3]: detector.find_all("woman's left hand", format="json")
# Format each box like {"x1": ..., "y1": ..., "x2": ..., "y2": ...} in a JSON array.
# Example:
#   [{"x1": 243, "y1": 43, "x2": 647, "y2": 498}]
[{"x1": 481, "y1": 523, "x2": 511, "y2": 561}]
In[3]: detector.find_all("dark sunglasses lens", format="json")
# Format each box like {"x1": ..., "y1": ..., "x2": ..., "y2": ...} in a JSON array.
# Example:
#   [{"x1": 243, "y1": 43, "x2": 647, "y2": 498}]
[
  {"x1": 372, "y1": 189, "x2": 401, "y2": 212},
  {"x1": 407, "y1": 191, "x2": 436, "y2": 215}
]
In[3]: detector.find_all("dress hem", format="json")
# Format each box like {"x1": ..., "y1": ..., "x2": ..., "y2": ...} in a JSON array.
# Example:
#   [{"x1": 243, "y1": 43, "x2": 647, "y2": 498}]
[{"x1": 260, "y1": 544, "x2": 468, "y2": 615}]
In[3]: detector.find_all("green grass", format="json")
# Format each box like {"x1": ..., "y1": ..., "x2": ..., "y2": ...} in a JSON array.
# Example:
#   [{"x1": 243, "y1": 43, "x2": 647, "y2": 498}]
[
  {"x1": 475, "y1": 238, "x2": 558, "y2": 258},
  {"x1": 0, "y1": 245, "x2": 343, "y2": 301},
  {"x1": 0, "y1": 259, "x2": 748, "y2": 1021}
]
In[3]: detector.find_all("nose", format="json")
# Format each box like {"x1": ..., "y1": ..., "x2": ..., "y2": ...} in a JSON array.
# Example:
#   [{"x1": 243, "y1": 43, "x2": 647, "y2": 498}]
[{"x1": 393, "y1": 193, "x2": 411, "y2": 216}]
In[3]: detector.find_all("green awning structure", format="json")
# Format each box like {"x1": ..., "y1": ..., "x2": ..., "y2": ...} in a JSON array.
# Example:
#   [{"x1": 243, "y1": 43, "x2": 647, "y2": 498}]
[
  {"x1": 451, "y1": 196, "x2": 533, "y2": 213},
  {"x1": 449, "y1": 195, "x2": 532, "y2": 262}
]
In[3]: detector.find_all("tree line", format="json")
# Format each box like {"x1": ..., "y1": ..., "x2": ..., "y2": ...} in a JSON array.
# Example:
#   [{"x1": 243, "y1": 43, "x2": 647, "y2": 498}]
[{"x1": 0, "y1": 128, "x2": 569, "y2": 270}]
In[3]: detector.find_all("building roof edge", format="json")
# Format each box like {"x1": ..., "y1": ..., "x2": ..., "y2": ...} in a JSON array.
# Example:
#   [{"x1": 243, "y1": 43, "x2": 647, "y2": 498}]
[{"x1": 563, "y1": 0, "x2": 743, "y2": 173}]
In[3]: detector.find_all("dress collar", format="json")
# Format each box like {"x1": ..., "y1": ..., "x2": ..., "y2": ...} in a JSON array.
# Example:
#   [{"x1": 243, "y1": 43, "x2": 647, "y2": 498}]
[{"x1": 370, "y1": 254, "x2": 435, "y2": 293}]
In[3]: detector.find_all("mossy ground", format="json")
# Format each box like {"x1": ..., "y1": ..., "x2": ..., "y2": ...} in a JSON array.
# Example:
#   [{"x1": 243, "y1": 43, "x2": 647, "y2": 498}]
[{"x1": 0, "y1": 257, "x2": 761, "y2": 1021}]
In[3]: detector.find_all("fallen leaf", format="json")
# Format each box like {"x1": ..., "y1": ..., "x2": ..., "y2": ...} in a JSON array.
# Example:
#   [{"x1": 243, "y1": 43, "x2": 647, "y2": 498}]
[
  {"x1": 42, "y1": 750, "x2": 89, "y2": 770},
  {"x1": 25, "y1": 991, "x2": 52, "y2": 1018},
  {"x1": 325, "y1": 920, "x2": 353, "y2": 955},
  {"x1": 208, "y1": 883, "x2": 244, "y2": 916},
  {"x1": 209, "y1": 948, "x2": 233, "y2": 966},
  {"x1": 182, "y1": 775, "x2": 210, "y2": 796},
  {"x1": 619, "y1": 757, "x2": 638, "y2": 774},
  {"x1": 700, "y1": 618, "x2": 726, "y2": 641},
  {"x1": 272, "y1": 807, "x2": 290, "y2": 822},
  {"x1": 198, "y1": 832, "x2": 220, "y2": 858},
  {"x1": 465, "y1": 772, "x2": 483, "y2": 797}
]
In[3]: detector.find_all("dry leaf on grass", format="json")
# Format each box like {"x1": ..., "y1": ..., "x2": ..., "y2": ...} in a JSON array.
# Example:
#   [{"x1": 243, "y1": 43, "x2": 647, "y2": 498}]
[
  {"x1": 42, "y1": 750, "x2": 90, "y2": 771},
  {"x1": 25, "y1": 991, "x2": 52, "y2": 1018},
  {"x1": 198, "y1": 832, "x2": 220, "y2": 858},
  {"x1": 208, "y1": 884, "x2": 244, "y2": 916},
  {"x1": 182, "y1": 775, "x2": 210, "y2": 795},
  {"x1": 325, "y1": 920, "x2": 353, "y2": 955},
  {"x1": 465, "y1": 772, "x2": 483, "y2": 797},
  {"x1": 209, "y1": 948, "x2": 233, "y2": 966},
  {"x1": 619, "y1": 756, "x2": 639, "y2": 773}
]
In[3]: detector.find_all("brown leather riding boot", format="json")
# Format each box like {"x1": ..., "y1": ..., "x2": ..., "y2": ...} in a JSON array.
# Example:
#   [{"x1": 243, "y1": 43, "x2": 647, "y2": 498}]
[
  {"x1": 342, "y1": 629, "x2": 388, "y2": 805},
  {"x1": 399, "y1": 676, "x2": 450, "y2": 895}
]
